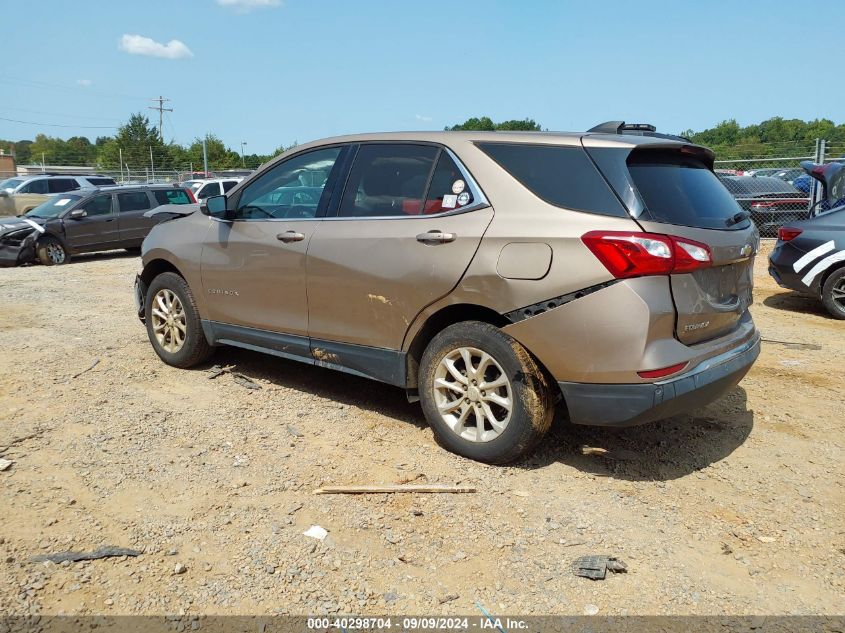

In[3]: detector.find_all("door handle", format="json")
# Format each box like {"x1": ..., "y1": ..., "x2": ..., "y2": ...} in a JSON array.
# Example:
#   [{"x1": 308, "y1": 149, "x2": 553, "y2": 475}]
[
  {"x1": 416, "y1": 230, "x2": 456, "y2": 244},
  {"x1": 277, "y1": 231, "x2": 305, "y2": 243}
]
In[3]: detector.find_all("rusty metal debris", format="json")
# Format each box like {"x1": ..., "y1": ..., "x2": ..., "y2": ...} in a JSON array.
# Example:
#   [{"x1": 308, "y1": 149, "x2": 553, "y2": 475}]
[{"x1": 572, "y1": 554, "x2": 628, "y2": 580}]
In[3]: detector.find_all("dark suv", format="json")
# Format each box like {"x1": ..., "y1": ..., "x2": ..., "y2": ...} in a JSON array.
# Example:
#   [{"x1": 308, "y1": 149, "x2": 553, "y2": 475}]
[{"x1": 0, "y1": 185, "x2": 194, "y2": 266}]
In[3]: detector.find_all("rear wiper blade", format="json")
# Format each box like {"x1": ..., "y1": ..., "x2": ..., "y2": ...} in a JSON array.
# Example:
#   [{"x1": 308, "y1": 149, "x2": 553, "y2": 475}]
[{"x1": 726, "y1": 210, "x2": 750, "y2": 226}]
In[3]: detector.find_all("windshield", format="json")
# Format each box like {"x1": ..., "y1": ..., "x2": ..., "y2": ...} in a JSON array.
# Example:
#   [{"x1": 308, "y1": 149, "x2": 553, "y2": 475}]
[
  {"x1": 25, "y1": 194, "x2": 82, "y2": 219},
  {"x1": 181, "y1": 181, "x2": 203, "y2": 193},
  {"x1": 0, "y1": 177, "x2": 24, "y2": 192}
]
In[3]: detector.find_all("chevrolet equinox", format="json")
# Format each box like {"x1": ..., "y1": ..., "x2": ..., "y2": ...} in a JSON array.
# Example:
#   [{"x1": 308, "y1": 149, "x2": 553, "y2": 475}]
[{"x1": 135, "y1": 122, "x2": 761, "y2": 463}]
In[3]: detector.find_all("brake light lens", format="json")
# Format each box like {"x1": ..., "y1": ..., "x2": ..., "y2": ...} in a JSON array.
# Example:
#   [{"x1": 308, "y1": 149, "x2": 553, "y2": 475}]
[
  {"x1": 637, "y1": 361, "x2": 688, "y2": 379},
  {"x1": 581, "y1": 231, "x2": 712, "y2": 279},
  {"x1": 778, "y1": 227, "x2": 802, "y2": 242}
]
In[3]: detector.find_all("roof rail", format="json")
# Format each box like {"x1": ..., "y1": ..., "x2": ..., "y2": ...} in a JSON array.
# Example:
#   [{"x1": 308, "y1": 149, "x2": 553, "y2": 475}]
[{"x1": 587, "y1": 120, "x2": 691, "y2": 142}]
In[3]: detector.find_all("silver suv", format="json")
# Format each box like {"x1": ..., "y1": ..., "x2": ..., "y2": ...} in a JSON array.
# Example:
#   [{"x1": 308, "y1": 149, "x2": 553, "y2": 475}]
[{"x1": 135, "y1": 122, "x2": 761, "y2": 463}]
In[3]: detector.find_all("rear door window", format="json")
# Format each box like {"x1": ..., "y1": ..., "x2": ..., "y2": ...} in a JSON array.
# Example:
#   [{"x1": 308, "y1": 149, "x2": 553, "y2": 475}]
[
  {"x1": 477, "y1": 143, "x2": 627, "y2": 217},
  {"x1": 627, "y1": 150, "x2": 745, "y2": 230},
  {"x1": 48, "y1": 179, "x2": 79, "y2": 193},
  {"x1": 117, "y1": 191, "x2": 152, "y2": 213},
  {"x1": 153, "y1": 189, "x2": 192, "y2": 206},
  {"x1": 421, "y1": 152, "x2": 474, "y2": 214},
  {"x1": 338, "y1": 144, "x2": 438, "y2": 217}
]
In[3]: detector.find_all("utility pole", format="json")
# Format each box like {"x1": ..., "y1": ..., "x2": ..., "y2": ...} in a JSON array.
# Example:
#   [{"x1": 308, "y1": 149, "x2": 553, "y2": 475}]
[
  {"x1": 240, "y1": 141, "x2": 247, "y2": 168},
  {"x1": 119, "y1": 148, "x2": 124, "y2": 183},
  {"x1": 148, "y1": 96, "x2": 173, "y2": 142},
  {"x1": 150, "y1": 145, "x2": 155, "y2": 182},
  {"x1": 202, "y1": 137, "x2": 208, "y2": 176}
]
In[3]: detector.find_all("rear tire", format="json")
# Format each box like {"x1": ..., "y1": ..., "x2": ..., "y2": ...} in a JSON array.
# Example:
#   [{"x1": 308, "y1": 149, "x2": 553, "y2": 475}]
[
  {"x1": 821, "y1": 267, "x2": 845, "y2": 320},
  {"x1": 419, "y1": 321, "x2": 554, "y2": 464},
  {"x1": 36, "y1": 237, "x2": 70, "y2": 266},
  {"x1": 145, "y1": 272, "x2": 214, "y2": 367}
]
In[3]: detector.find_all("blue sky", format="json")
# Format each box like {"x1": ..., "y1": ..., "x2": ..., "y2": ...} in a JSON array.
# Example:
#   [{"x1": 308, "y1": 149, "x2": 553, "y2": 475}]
[{"x1": 2, "y1": 0, "x2": 843, "y2": 155}]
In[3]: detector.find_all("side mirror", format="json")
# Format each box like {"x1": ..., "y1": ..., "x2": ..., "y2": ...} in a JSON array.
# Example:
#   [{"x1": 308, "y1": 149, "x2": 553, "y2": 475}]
[
  {"x1": 202, "y1": 194, "x2": 229, "y2": 219},
  {"x1": 68, "y1": 209, "x2": 87, "y2": 219}
]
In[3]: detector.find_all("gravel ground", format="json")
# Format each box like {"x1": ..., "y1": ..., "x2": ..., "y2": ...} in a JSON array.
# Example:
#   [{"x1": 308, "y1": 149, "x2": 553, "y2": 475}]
[{"x1": 0, "y1": 242, "x2": 843, "y2": 617}]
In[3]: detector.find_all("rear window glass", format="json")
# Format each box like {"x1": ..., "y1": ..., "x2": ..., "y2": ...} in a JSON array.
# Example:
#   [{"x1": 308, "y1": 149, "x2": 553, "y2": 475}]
[
  {"x1": 476, "y1": 143, "x2": 627, "y2": 217},
  {"x1": 87, "y1": 177, "x2": 116, "y2": 186},
  {"x1": 154, "y1": 189, "x2": 192, "y2": 206},
  {"x1": 628, "y1": 150, "x2": 746, "y2": 230},
  {"x1": 117, "y1": 191, "x2": 151, "y2": 212},
  {"x1": 48, "y1": 179, "x2": 78, "y2": 193}
]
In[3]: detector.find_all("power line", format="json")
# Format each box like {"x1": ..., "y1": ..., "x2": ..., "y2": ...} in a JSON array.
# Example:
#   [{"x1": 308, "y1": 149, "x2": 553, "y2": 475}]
[
  {"x1": 0, "y1": 75, "x2": 147, "y2": 101},
  {"x1": 0, "y1": 106, "x2": 122, "y2": 123},
  {"x1": 0, "y1": 116, "x2": 116, "y2": 129}
]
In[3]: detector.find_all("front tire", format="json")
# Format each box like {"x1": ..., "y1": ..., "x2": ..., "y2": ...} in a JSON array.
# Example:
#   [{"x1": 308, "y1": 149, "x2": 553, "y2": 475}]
[
  {"x1": 36, "y1": 237, "x2": 70, "y2": 266},
  {"x1": 821, "y1": 267, "x2": 845, "y2": 320},
  {"x1": 145, "y1": 272, "x2": 214, "y2": 367},
  {"x1": 419, "y1": 321, "x2": 554, "y2": 464}
]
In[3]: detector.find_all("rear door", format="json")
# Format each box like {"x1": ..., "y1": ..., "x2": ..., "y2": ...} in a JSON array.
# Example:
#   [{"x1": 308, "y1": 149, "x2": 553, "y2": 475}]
[
  {"x1": 586, "y1": 142, "x2": 758, "y2": 345},
  {"x1": 306, "y1": 143, "x2": 494, "y2": 353},
  {"x1": 116, "y1": 191, "x2": 154, "y2": 244}
]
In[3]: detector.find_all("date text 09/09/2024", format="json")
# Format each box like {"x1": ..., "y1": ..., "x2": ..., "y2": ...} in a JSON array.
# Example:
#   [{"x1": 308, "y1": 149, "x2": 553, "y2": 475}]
[{"x1": 306, "y1": 617, "x2": 529, "y2": 630}]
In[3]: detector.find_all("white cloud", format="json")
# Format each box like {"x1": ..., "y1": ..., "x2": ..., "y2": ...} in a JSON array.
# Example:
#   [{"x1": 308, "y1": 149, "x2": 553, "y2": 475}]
[
  {"x1": 415, "y1": 114, "x2": 433, "y2": 122},
  {"x1": 216, "y1": 0, "x2": 281, "y2": 12},
  {"x1": 76, "y1": 79, "x2": 92, "y2": 87},
  {"x1": 119, "y1": 34, "x2": 193, "y2": 60}
]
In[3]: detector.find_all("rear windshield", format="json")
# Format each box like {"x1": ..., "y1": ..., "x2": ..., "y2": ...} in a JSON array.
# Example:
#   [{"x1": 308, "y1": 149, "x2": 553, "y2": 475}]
[
  {"x1": 87, "y1": 177, "x2": 116, "y2": 186},
  {"x1": 476, "y1": 143, "x2": 627, "y2": 217},
  {"x1": 154, "y1": 189, "x2": 192, "y2": 206},
  {"x1": 627, "y1": 150, "x2": 745, "y2": 230}
]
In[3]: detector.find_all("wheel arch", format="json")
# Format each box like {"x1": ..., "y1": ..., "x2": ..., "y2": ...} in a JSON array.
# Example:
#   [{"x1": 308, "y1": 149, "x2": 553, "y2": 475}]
[
  {"x1": 819, "y1": 259, "x2": 845, "y2": 297},
  {"x1": 404, "y1": 303, "x2": 512, "y2": 397},
  {"x1": 140, "y1": 257, "x2": 187, "y2": 288}
]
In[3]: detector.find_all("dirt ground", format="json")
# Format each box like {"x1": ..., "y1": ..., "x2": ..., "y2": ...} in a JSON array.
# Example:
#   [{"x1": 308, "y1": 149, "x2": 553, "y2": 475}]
[{"x1": 0, "y1": 241, "x2": 843, "y2": 617}]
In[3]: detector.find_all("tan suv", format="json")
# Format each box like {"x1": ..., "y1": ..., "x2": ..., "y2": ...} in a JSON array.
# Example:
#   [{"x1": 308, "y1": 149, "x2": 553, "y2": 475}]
[{"x1": 135, "y1": 122, "x2": 761, "y2": 463}]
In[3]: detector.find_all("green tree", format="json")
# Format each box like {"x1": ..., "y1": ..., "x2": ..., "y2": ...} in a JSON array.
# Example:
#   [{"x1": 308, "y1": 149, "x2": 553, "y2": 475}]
[
  {"x1": 98, "y1": 113, "x2": 170, "y2": 172},
  {"x1": 446, "y1": 117, "x2": 541, "y2": 131},
  {"x1": 185, "y1": 134, "x2": 241, "y2": 171}
]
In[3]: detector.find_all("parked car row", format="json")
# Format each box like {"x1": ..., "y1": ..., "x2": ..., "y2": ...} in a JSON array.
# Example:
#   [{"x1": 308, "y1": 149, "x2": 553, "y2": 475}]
[
  {"x1": 717, "y1": 174, "x2": 809, "y2": 237},
  {"x1": 0, "y1": 184, "x2": 194, "y2": 266}
]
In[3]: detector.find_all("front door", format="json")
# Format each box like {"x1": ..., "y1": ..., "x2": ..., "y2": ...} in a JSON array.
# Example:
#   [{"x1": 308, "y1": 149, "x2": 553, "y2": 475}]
[
  {"x1": 63, "y1": 193, "x2": 118, "y2": 251},
  {"x1": 307, "y1": 144, "x2": 494, "y2": 352},
  {"x1": 200, "y1": 146, "x2": 343, "y2": 347}
]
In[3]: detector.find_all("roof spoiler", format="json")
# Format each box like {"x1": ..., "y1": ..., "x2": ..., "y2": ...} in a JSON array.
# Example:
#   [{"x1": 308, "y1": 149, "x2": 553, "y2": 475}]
[{"x1": 587, "y1": 120, "x2": 691, "y2": 143}]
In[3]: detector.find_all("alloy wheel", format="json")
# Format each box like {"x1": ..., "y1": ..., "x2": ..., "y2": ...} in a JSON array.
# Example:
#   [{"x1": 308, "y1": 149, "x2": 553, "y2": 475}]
[
  {"x1": 832, "y1": 278, "x2": 845, "y2": 310},
  {"x1": 150, "y1": 289, "x2": 187, "y2": 353},
  {"x1": 46, "y1": 242, "x2": 65, "y2": 264},
  {"x1": 432, "y1": 346, "x2": 513, "y2": 443}
]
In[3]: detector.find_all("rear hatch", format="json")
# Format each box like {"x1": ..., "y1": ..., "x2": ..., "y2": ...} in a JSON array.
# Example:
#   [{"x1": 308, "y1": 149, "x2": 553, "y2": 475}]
[{"x1": 585, "y1": 141, "x2": 757, "y2": 345}]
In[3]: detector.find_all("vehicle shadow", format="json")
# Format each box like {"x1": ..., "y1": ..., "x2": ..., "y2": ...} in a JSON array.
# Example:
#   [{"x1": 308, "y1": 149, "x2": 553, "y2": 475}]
[
  {"x1": 195, "y1": 346, "x2": 427, "y2": 430},
  {"x1": 192, "y1": 347, "x2": 753, "y2": 480},
  {"x1": 763, "y1": 291, "x2": 829, "y2": 318},
  {"x1": 522, "y1": 386, "x2": 754, "y2": 481}
]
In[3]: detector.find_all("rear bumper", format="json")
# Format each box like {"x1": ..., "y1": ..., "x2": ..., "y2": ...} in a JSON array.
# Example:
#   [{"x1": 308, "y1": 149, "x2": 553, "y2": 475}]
[{"x1": 558, "y1": 332, "x2": 761, "y2": 427}]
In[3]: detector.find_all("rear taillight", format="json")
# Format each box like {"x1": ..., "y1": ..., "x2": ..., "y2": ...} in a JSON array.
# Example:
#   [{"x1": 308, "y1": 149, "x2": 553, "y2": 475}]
[
  {"x1": 778, "y1": 227, "x2": 802, "y2": 241},
  {"x1": 185, "y1": 188, "x2": 197, "y2": 203},
  {"x1": 581, "y1": 231, "x2": 712, "y2": 279},
  {"x1": 637, "y1": 361, "x2": 688, "y2": 379}
]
